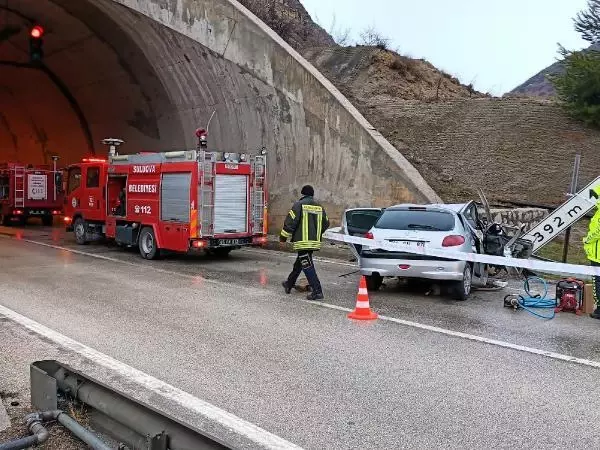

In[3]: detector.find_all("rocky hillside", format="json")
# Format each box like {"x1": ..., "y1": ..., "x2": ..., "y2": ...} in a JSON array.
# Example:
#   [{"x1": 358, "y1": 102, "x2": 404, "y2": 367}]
[
  {"x1": 509, "y1": 62, "x2": 563, "y2": 97},
  {"x1": 304, "y1": 46, "x2": 484, "y2": 103},
  {"x1": 238, "y1": 0, "x2": 334, "y2": 50},
  {"x1": 510, "y1": 43, "x2": 600, "y2": 97},
  {"x1": 238, "y1": 0, "x2": 479, "y2": 101}
]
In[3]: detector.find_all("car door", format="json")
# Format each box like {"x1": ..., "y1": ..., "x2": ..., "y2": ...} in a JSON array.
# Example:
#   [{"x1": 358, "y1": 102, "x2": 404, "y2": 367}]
[
  {"x1": 342, "y1": 208, "x2": 384, "y2": 260},
  {"x1": 460, "y1": 202, "x2": 487, "y2": 284},
  {"x1": 83, "y1": 165, "x2": 105, "y2": 222}
]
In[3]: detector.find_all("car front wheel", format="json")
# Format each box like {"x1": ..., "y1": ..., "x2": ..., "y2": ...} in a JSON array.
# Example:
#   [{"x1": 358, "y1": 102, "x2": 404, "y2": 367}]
[{"x1": 451, "y1": 264, "x2": 472, "y2": 301}]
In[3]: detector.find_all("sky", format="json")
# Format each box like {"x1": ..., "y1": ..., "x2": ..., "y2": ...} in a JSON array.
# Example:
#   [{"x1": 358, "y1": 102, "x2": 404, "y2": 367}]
[{"x1": 299, "y1": 0, "x2": 590, "y2": 95}]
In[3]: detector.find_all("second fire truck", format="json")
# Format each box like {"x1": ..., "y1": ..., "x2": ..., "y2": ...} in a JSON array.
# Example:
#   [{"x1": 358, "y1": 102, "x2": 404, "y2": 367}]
[
  {"x1": 0, "y1": 158, "x2": 64, "y2": 226},
  {"x1": 63, "y1": 130, "x2": 268, "y2": 259}
]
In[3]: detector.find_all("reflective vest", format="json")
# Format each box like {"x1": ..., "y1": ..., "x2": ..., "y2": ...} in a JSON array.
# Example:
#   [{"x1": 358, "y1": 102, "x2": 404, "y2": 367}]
[
  {"x1": 584, "y1": 202, "x2": 600, "y2": 263},
  {"x1": 280, "y1": 196, "x2": 329, "y2": 251}
]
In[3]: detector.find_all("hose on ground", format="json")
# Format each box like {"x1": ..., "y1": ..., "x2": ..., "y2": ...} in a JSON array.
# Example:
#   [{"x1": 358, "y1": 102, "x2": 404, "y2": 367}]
[{"x1": 503, "y1": 276, "x2": 556, "y2": 320}]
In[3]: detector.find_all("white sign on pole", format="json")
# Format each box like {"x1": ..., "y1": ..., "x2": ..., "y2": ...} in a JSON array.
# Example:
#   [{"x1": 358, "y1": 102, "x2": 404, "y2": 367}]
[
  {"x1": 524, "y1": 176, "x2": 600, "y2": 252},
  {"x1": 28, "y1": 174, "x2": 47, "y2": 200}
]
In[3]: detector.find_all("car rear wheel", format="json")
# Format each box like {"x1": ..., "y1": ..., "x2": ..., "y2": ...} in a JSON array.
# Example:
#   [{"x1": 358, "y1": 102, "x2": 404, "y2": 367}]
[
  {"x1": 451, "y1": 264, "x2": 472, "y2": 301},
  {"x1": 365, "y1": 274, "x2": 383, "y2": 291},
  {"x1": 139, "y1": 227, "x2": 160, "y2": 260}
]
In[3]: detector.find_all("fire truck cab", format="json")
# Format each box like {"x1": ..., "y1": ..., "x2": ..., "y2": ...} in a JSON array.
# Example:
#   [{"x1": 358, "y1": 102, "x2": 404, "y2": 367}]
[
  {"x1": 0, "y1": 160, "x2": 63, "y2": 226},
  {"x1": 63, "y1": 134, "x2": 268, "y2": 259}
]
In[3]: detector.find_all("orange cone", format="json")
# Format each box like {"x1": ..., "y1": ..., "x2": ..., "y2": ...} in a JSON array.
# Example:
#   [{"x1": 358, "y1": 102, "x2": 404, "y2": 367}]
[{"x1": 348, "y1": 276, "x2": 378, "y2": 320}]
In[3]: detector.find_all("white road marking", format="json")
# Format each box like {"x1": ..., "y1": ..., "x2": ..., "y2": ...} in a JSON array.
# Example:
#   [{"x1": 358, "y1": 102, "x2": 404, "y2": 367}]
[
  {"x1": 304, "y1": 300, "x2": 600, "y2": 370},
  {"x1": 0, "y1": 304, "x2": 303, "y2": 450},
  {"x1": 5, "y1": 234, "x2": 599, "y2": 371},
  {"x1": 0, "y1": 236, "x2": 221, "y2": 284}
]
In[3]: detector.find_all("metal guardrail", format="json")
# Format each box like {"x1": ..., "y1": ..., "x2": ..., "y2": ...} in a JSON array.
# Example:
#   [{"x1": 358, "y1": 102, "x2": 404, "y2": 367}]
[{"x1": 31, "y1": 360, "x2": 227, "y2": 450}]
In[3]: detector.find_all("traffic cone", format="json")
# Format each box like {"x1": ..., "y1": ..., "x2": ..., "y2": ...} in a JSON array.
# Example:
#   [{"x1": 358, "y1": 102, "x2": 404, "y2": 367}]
[{"x1": 348, "y1": 276, "x2": 378, "y2": 320}]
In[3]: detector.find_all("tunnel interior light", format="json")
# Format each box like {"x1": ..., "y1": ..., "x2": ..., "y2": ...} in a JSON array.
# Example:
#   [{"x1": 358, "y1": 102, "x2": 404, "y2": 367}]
[{"x1": 30, "y1": 25, "x2": 45, "y2": 39}]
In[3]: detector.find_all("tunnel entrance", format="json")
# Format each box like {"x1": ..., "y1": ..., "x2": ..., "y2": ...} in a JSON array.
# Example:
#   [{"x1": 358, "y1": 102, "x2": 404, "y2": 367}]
[
  {"x1": 0, "y1": 0, "x2": 184, "y2": 167},
  {"x1": 0, "y1": 0, "x2": 439, "y2": 230}
]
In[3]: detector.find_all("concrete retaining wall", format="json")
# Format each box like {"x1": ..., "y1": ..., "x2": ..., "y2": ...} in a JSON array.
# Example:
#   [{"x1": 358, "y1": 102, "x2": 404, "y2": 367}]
[{"x1": 107, "y1": 0, "x2": 440, "y2": 228}]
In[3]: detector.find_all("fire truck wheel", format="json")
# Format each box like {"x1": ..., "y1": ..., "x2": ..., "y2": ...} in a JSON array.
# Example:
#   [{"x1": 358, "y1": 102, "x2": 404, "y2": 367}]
[
  {"x1": 139, "y1": 227, "x2": 159, "y2": 260},
  {"x1": 73, "y1": 217, "x2": 89, "y2": 245},
  {"x1": 211, "y1": 248, "x2": 232, "y2": 257},
  {"x1": 0, "y1": 215, "x2": 9, "y2": 226}
]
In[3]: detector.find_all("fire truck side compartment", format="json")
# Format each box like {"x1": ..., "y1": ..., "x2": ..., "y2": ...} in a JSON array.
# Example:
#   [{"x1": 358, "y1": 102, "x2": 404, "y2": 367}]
[
  {"x1": 161, "y1": 173, "x2": 191, "y2": 222},
  {"x1": 214, "y1": 174, "x2": 248, "y2": 234}
]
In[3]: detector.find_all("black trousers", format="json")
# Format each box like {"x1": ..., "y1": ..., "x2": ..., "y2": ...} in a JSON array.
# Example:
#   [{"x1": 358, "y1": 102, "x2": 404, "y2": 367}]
[
  {"x1": 593, "y1": 261, "x2": 600, "y2": 307},
  {"x1": 286, "y1": 251, "x2": 323, "y2": 295}
]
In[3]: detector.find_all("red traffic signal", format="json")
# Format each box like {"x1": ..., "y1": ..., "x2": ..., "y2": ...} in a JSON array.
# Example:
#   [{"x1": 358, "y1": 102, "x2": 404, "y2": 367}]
[{"x1": 30, "y1": 25, "x2": 44, "y2": 39}]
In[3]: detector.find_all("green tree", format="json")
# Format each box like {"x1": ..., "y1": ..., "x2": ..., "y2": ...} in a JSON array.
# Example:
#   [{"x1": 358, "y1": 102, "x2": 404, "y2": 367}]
[{"x1": 551, "y1": 0, "x2": 600, "y2": 127}]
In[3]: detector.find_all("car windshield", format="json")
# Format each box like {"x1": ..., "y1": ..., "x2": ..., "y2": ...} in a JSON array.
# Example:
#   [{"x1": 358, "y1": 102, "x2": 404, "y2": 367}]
[{"x1": 375, "y1": 209, "x2": 455, "y2": 231}]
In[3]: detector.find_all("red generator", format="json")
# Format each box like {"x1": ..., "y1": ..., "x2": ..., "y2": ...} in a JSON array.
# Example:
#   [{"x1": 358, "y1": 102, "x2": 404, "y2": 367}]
[
  {"x1": 0, "y1": 161, "x2": 64, "y2": 226},
  {"x1": 555, "y1": 278, "x2": 585, "y2": 315}
]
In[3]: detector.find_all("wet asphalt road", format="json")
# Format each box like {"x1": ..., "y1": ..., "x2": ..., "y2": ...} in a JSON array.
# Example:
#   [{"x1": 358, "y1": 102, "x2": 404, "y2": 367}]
[
  {"x1": 2, "y1": 225, "x2": 600, "y2": 448},
  {"x1": 6, "y1": 225, "x2": 600, "y2": 361}
]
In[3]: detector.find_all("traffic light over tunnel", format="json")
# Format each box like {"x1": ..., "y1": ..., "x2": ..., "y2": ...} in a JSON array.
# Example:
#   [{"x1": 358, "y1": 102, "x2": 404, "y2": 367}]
[{"x1": 29, "y1": 25, "x2": 44, "y2": 63}]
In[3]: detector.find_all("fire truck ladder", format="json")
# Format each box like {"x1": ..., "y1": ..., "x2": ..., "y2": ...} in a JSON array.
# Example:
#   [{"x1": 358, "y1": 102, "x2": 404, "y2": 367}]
[
  {"x1": 13, "y1": 166, "x2": 25, "y2": 208},
  {"x1": 251, "y1": 155, "x2": 266, "y2": 233},
  {"x1": 199, "y1": 151, "x2": 216, "y2": 237}
]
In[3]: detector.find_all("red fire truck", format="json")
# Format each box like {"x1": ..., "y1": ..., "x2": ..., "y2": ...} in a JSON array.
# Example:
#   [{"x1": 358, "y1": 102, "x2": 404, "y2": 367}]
[
  {"x1": 0, "y1": 159, "x2": 64, "y2": 226},
  {"x1": 63, "y1": 132, "x2": 268, "y2": 259}
]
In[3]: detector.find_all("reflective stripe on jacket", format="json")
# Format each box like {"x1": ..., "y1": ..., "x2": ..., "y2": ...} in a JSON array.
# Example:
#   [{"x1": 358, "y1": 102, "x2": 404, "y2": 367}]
[
  {"x1": 584, "y1": 203, "x2": 600, "y2": 263},
  {"x1": 280, "y1": 196, "x2": 329, "y2": 251}
]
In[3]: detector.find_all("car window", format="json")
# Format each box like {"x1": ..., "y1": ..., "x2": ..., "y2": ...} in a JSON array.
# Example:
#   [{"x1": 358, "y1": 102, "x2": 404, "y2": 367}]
[
  {"x1": 346, "y1": 210, "x2": 382, "y2": 231},
  {"x1": 462, "y1": 204, "x2": 478, "y2": 229},
  {"x1": 375, "y1": 209, "x2": 455, "y2": 231}
]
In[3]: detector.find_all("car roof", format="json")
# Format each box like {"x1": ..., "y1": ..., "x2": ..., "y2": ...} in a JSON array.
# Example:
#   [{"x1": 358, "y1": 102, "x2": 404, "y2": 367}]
[{"x1": 387, "y1": 203, "x2": 471, "y2": 213}]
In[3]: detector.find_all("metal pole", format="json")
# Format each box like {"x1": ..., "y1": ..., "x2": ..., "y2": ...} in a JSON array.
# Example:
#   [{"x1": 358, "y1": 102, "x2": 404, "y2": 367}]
[
  {"x1": 51, "y1": 156, "x2": 59, "y2": 202},
  {"x1": 562, "y1": 154, "x2": 581, "y2": 263}
]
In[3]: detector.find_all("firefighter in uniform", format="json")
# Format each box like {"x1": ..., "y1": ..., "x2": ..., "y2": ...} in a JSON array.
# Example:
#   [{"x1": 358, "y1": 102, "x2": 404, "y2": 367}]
[
  {"x1": 280, "y1": 185, "x2": 329, "y2": 300},
  {"x1": 584, "y1": 186, "x2": 600, "y2": 319}
]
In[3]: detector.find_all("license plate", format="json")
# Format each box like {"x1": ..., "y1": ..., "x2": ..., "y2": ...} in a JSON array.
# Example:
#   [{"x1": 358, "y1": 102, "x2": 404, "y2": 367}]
[
  {"x1": 219, "y1": 239, "x2": 240, "y2": 246},
  {"x1": 390, "y1": 240, "x2": 425, "y2": 248}
]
